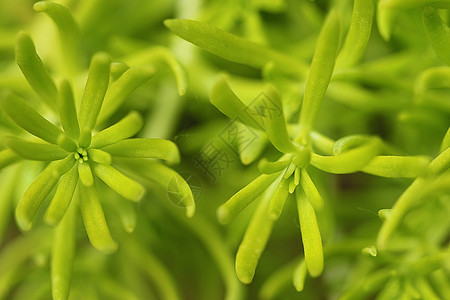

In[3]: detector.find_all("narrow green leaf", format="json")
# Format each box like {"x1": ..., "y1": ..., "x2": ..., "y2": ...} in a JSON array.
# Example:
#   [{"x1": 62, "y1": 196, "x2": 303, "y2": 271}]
[
  {"x1": 310, "y1": 131, "x2": 335, "y2": 155},
  {"x1": 164, "y1": 19, "x2": 308, "y2": 75},
  {"x1": 258, "y1": 158, "x2": 290, "y2": 174},
  {"x1": 296, "y1": 190, "x2": 323, "y2": 277},
  {"x1": 211, "y1": 78, "x2": 296, "y2": 153},
  {"x1": 378, "y1": 0, "x2": 450, "y2": 41},
  {"x1": 33, "y1": 1, "x2": 79, "y2": 74},
  {"x1": 1, "y1": 92, "x2": 76, "y2": 151},
  {"x1": 108, "y1": 194, "x2": 137, "y2": 233},
  {"x1": 79, "y1": 184, "x2": 117, "y2": 253},
  {"x1": 101, "y1": 138, "x2": 180, "y2": 164},
  {"x1": 78, "y1": 162, "x2": 94, "y2": 187},
  {"x1": 333, "y1": 135, "x2": 372, "y2": 155},
  {"x1": 78, "y1": 52, "x2": 111, "y2": 146},
  {"x1": 300, "y1": 169, "x2": 324, "y2": 211},
  {"x1": 268, "y1": 177, "x2": 289, "y2": 220},
  {"x1": 415, "y1": 67, "x2": 450, "y2": 93},
  {"x1": 91, "y1": 163, "x2": 145, "y2": 202},
  {"x1": 415, "y1": 278, "x2": 441, "y2": 300},
  {"x1": 45, "y1": 164, "x2": 78, "y2": 226},
  {"x1": 15, "y1": 156, "x2": 75, "y2": 231},
  {"x1": 57, "y1": 80, "x2": 80, "y2": 141},
  {"x1": 0, "y1": 167, "x2": 18, "y2": 242},
  {"x1": 0, "y1": 149, "x2": 21, "y2": 170},
  {"x1": 86, "y1": 149, "x2": 112, "y2": 165},
  {"x1": 297, "y1": 11, "x2": 340, "y2": 144},
  {"x1": 238, "y1": 127, "x2": 268, "y2": 165},
  {"x1": 118, "y1": 158, "x2": 195, "y2": 217},
  {"x1": 110, "y1": 62, "x2": 129, "y2": 80},
  {"x1": 15, "y1": 32, "x2": 57, "y2": 108},
  {"x1": 423, "y1": 6, "x2": 450, "y2": 65},
  {"x1": 362, "y1": 155, "x2": 430, "y2": 178},
  {"x1": 98, "y1": 66, "x2": 155, "y2": 124},
  {"x1": 441, "y1": 127, "x2": 450, "y2": 153},
  {"x1": 292, "y1": 259, "x2": 307, "y2": 292},
  {"x1": 217, "y1": 173, "x2": 278, "y2": 224},
  {"x1": 236, "y1": 186, "x2": 275, "y2": 284},
  {"x1": 51, "y1": 197, "x2": 77, "y2": 300},
  {"x1": 6, "y1": 137, "x2": 69, "y2": 161},
  {"x1": 336, "y1": 0, "x2": 374, "y2": 69},
  {"x1": 90, "y1": 111, "x2": 143, "y2": 149},
  {"x1": 428, "y1": 147, "x2": 450, "y2": 176},
  {"x1": 310, "y1": 138, "x2": 381, "y2": 174},
  {"x1": 122, "y1": 46, "x2": 187, "y2": 96}
]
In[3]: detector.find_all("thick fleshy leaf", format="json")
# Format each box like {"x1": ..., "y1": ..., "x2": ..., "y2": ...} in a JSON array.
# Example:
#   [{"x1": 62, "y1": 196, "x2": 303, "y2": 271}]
[
  {"x1": 15, "y1": 156, "x2": 75, "y2": 231},
  {"x1": 236, "y1": 186, "x2": 275, "y2": 284},
  {"x1": 6, "y1": 137, "x2": 69, "y2": 161},
  {"x1": 268, "y1": 177, "x2": 290, "y2": 220},
  {"x1": 415, "y1": 67, "x2": 450, "y2": 93},
  {"x1": 258, "y1": 158, "x2": 290, "y2": 174},
  {"x1": 57, "y1": 80, "x2": 80, "y2": 141},
  {"x1": 296, "y1": 190, "x2": 323, "y2": 277},
  {"x1": 119, "y1": 158, "x2": 195, "y2": 217},
  {"x1": 0, "y1": 149, "x2": 21, "y2": 170},
  {"x1": 336, "y1": 0, "x2": 374, "y2": 68},
  {"x1": 108, "y1": 194, "x2": 137, "y2": 233},
  {"x1": 300, "y1": 169, "x2": 324, "y2": 210},
  {"x1": 423, "y1": 6, "x2": 450, "y2": 65},
  {"x1": 86, "y1": 149, "x2": 112, "y2": 165},
  {"x1": 362, "y1": 155, "x2": 430, "y2": 178},
  {"x1": 377, "y1": 0, "x2": 450, "y2": 41},
  {"x1": 45, "y1": 164, "x2": 78, "y2": 226},
  {"x1": 15, "y1": 32, "x2": 57, "y2": 108},
  {"x1": 90, "y1": 111, "x2": 143, "y2": 149},
  {"x1": 164, "y1": 19, "x2": 308, "y2": 75},
  {"x1": 78, "y1": 162, "x2": 94, "y2": 187},
  {"x1": 1, "y1": 92, "x2": 76, "y2": 151},
  {"x1": 33, "y1": 1, "x2": 79, "y2": 74},
  {"x1": 441, "y1": 127, "x2": 450, "y2": 153},
  {"x1": 217, "y1": 173, "x2": 278, "y2": 224},
  {"x1": 123, "y1": 47, "x2": 187, "y2": 96},
  {"x1": 98, "y1": 66, "x2": 155, "y2": 124},
  {"x1": 292, "y1": 259, "x2": 307, "y2": 292},
  {"x1": 101, "y1": 138, "x2": 180, "y2": 164},
  {"x1": 211, "y1": 78, "x2": 296, "y2": 153},
  {"x1": 51, "y1": 198, "x2": 77, "y2": 300},
  {"x1": 91, "y1": 163, "x2": 145, "y2": 202},
  {"x1": 78, "y1": 52, "x2": 111, "y2": 146},
  {"x1": 428, "y1": 147, "x2": 450, "y2": 176},
  {"x1": 79, "y1": 184, "x2": 117, "y2": 253},
  {"x1": 297, "y1": 11, "x2": 340, "y2": 143},
  {"x1": 310, "y1": 138, "x2": 381, "y2": 174}
]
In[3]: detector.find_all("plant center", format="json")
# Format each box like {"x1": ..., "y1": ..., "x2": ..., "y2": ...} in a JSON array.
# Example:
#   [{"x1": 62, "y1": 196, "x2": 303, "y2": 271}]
[{"x1": 74, "y1": 147, "x2": 88, "y2": 163}]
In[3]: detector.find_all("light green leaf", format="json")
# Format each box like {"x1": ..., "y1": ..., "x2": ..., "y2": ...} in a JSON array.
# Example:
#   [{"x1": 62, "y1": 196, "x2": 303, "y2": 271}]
[
  {"x1": 428, "y1": 147, "x2": 450, "y2": 176},
  {"x1": 0, "y1": 149, "x2": 21, "y2": 170},
  {"x1": 91, "y1": 163, "x2": 145, "y2": 202},
  {"x1": 415, "y1": 67, "x2": 450, "y2": 93},
  {"x1": 51, "y1": 196, "x2": 77, "y2": 300},
  {"x1": 292, "y1": 259, "x2": 307, "y2": 292},
  {"x1": 441, "y1": 127, "x2": 450, "y2": 153},
  {"x1": 268, "y1": 177, "x2": 289, "y2": 220},
  {"x1": 310, "y1": 138, "x2": 381, "y2": 174},
  {"x1": 236, "y1": 186, "x2": 275, "y2": 284},
  {"x1": 297, "y1": 11, "x2": 340, "y2": 144},
  {"x1": 78, "y1": 52, "x2": 111, "y2": 146},
  {"x1": 6, "y1": 137, "x2": 69, "y2": 161},
  {"x1": 45, "y1": 164, "x2": 78, "y2": 226},
  {"x1": 217, "y1": 173, "x2": 278, "y2": 224},
  {"x1": 211, "y1": 78, "x2": 296, "y2": 153},
  {"x1": 258, "y1": 158, "x2": 290, "y2": 174},
  {"x1": 98, "y1": 66, "x2": 155, "y2": 124},
  {"x1": 33, "y1": 1, "x2": 80, "y2": 74},
  {"x1": 119, "y1": 158, "x2": 195, "y2": 217},
  {"x1": 101, "y1": 138, "x2": 180, "y2": 164},
  {"x1": 15, "y1": 156, "x2": 75, "y2": 231},
  {"x1": 79, "y1": 184, "x2": 117, "y2": 253},
  {"x1": 362, "y1": 155, "x2": 430, "y2": 178},
  {"x1": 1, "y1": 92, "x2": 76, "y2": 151},
  {"x1": 336, "y1": 0, "x2": 374, "y2": 69},
  {"x1": 90, "y1": 111, "x2": 143, "y2": 149},
  {"x1": 423, "y1": 6, "x2": 450, "y2": 65},
  {"x1": 296, "y1": 191, "x2": 323, "y2": 277},
  {"x1": 57, "y1": 80, "x2": 80, "y2": 141},
  {"x1": 78, "y1": 162, "x2": 94, "y2": 187},
  {"x1": 108, "y1": 194, "x2": 137, "y2": 233},
  {"x1": 300, "y1": 169, "x2": 324, "y2": 211},
  {"x1": 15, "y1": 32, "x2": 58, "y2": 108},
  {"x1": 86, "y1": 149, "x2": 112, "y2": 165},
  {"x1": 164, "y1": 19, "x2": 308, "y2": 75}
]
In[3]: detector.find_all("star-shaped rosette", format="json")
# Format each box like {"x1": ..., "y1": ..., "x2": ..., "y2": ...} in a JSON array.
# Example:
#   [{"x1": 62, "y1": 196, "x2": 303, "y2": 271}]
[{"x1": 2, "y1": 33, "x2": 195, "y2": 254}]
